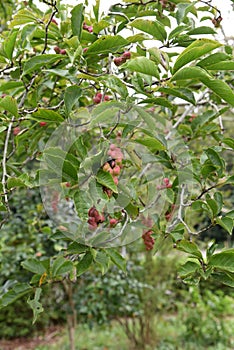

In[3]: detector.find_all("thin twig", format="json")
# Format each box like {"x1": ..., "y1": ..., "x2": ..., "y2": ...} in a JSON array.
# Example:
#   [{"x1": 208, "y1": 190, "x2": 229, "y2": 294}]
[
  {"x1": 0, "y1": 116, "x2": 14, "y2": 228},
  {"x1": 41, "y1": 1, "x2": 59, "y2": 54}
]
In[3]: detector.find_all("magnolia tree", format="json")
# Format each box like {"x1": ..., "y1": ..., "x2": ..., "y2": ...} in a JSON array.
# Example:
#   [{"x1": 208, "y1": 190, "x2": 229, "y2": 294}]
[{"x1": 0, "y1": 0, "x2": 234, "y2": 323}]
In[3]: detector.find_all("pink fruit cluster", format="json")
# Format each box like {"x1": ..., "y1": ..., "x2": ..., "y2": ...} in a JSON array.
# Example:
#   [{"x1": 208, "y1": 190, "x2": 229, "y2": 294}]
[
  {"x1": 83, "y1": 22, "x2": 93, "y2": 33},
  {"x1": 87, "y1": 206, "x2": 118, "y2": 230},
  {"x1": 102, "y1": 144, "x2": 123, "y2": 197},
  {"x1": 156, "y1": 178, "x2": 172, "y2": 190},
  {"x1": 93, "y1": 93, "x2": 110, "y2": 104},
  {"x1": 114, "y1": 51, "x2": 131, "y2": 67},
  {"x1": 88, "y1": 207, "x2": 105, "y2": 230},
  {"x1": 142, "y1": 230, "x2": 155, "y2": 251},
  {"x1": 54, "y1": 46, "x2": 66, "y2": 55}
]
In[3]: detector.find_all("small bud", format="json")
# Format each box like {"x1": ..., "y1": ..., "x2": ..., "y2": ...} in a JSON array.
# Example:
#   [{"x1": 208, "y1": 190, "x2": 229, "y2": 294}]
[
  {"x1": 51, "y1": 18, "x2": 58, "y2": 25},
  {"x1": 39, "y1": 121, "x2": 47, "y2": 127}
]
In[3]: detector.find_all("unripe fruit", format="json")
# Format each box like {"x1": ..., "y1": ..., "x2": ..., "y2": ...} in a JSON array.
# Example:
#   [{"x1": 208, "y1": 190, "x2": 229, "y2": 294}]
[
  {"x1": 65, "y1": 182, "x2": 71, "y2": 187},
  {"x1": 122, "y1": 51, "x2": 131, "y2": 59},
  {"x1": 109, "y1": 218, "x2": 118, "y2": 226},
  {"x1": 93, "y1": 96, "x2": 101, "y2": 104},
  {"x1": 114, "y1": 57, "x2": 126, "y2": 66},
  {"x1": 13, "y1": 127, "x2": 20, "y2": 135},
  {"x1": 88, "y1": 206, "x2": 98, "y2": 217},
  {"x1": 97, "y1": 214, "x2": 105, "y2": 223},
  {"x1": 39, "y1": 121, "x2": 47, "y2": 127},
  {"x1": 93, "y1": 92, "x2": 102, "y2": 104},
  {"x1": 60, "y1": 49, "x2": 67, "y2": 55},
  {"x1": 54, "y1": 46, "x2": 61, "y2": 54},
  {"x1": 104, "y1": 95, "x2": 110, "y2": 101},
  {"x1": 165, "y1": 213, "x2": 171, "y2": 221},
  {"x1": 113, "y1": 165, "x2": 121, "y2": 175},
  {"x1": 103, "y1": 162, "x2": 111, "y2": 172},
  {"x1": 113, "y1": 177, "x2": 118, "y2": 185}
]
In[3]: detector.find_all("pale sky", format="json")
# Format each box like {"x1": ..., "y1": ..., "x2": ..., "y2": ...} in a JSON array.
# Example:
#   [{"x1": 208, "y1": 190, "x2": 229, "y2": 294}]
[{"x1": 36, "y1": 0, "x2": 233, "y2": 39}]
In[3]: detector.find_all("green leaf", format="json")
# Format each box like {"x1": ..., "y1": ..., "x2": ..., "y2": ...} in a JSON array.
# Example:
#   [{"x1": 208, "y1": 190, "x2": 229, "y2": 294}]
[
  {"x1": 27, "y1": 288, "x2": 44, "y2": 324},
  {"x1": 7, "y1": 177, "x2": 26, "y2": 189},
  {"x1": 212, "y1": 272, "x2": 234, "y2": 288},
  {"x1": 205, "y1": 148, "x2": 224, "y2": 173},
  {"x1": 171, "y1": 67, "x2": 234, "y2": 107},
  {"x1": 71, "y1": 4, "x2": 84, "y2": 40},
  {"x1": 94, "y1": 250, "x2": 110, "y2": 275},
  {"x1": 4, "y1": 30, "x2": 18, "y2": 60},
  {"x1": 168, "y1": 25, "x2": 188, "y2": 40},
  {"x1": 105, "y1": 248, "x2": 126, "y2": 272},
  {"x1": 0, "y1": 95, "x2": 18, "y2": 117},
  {"x1": 123, "y1": 57, "x2": 159, "y2": 78},
  {"x1": 158, "y1": 87, "x2": 195, "y2": 105},
  {"x1": 216, "y1": 217, "x2": 234, "y2": 235},
  {"x1": 21, "y1": 259, "x2": 46, "y2": 275},
  {"x1": 129, "y1": 19, "x2": 167, "y2": 42},
  {"x1": 171, "y1": 66, "x2": 210, "y2": 81},
  {"x1": 74, "y1": 190, "x2": 91, "y2": 220},
  {"x1": 0, "y1": 283, "x2": 32, "y2": 308},
  {"x1": 67, "y1": 242, "x2": 88, "y2": 255},
  {"x1": 175, "y1": 3, "x2": 195, "y2": 24},
  {"x1": 90, "y1": 104, "x2": 120, "y2": 127},
  {"x1": 96, "y1": 169, "x2": 118, "y2": 193},
  {"x1": 32, "y1": 109, "x2": 64, "y2": 122},
  {"x1": 197, "y1": 52, "x2": 231, "y2": 68},
  {"x1": 176, "y1": 240, "x2": 203, "y2": 259},
  {"x1": 102, "y1": 75, "x2": 128, "y2": 98},
  {"x1": 203, "y1": 61, "x2": 234, "y2": 71},
  {"x1": 173, "y1": 39, "x2": 221, "y2": 73},
  {"x1": 206, "y1": 195, "x2": 219, "y2": 217},
  {"x1": 64, "y1": 86, "x2": 81, "y2": 115},
  {"x1": 134, "y1": 136, "x2": 165, "y2": 152},
  {"x1": 86, "y1": 35, "x2": 128, "y2": 55},
  {"x1": 0, "y1": 81, "x2": 23, "y2": 92},
  {"x1": 77, "y1": 251, "x2": 93, "y2": 276},
  {"x1": 0, "y1": 126, "x2": 7, "y2": 133},
  {"x1": 200, "y1": 77, "x2": 234, "y2": 107},
  {"x1": 222, "y1": 138, "x2": 234, "y2": 149},
  {"x1": 187, "y1": 26, "x2": 216, "y2": 35},
  {"x1": 178, "y1": 261, "x2": 200, "y2": 278},
  {"x1": 209, "y1": 249, "x2": 234, "y2": 272},
  {"x1": 52, "y1": 256, "x2": 73, "y2": 277},
  {"x1": 134, "y1": 106, "x2": 156, "y2": 130},
  {"x1": 9, "y1": 9, "x2": 39, "y2": 27},
  {"x1": 93, "y1": 0, "x2": 100, "y2": 21},
  {"x1": 23, "y1": 54, "x2": 65, "y2": 75},
  {"x1": 214, "y1": 192, "x2": 223, "y2": 213}
]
